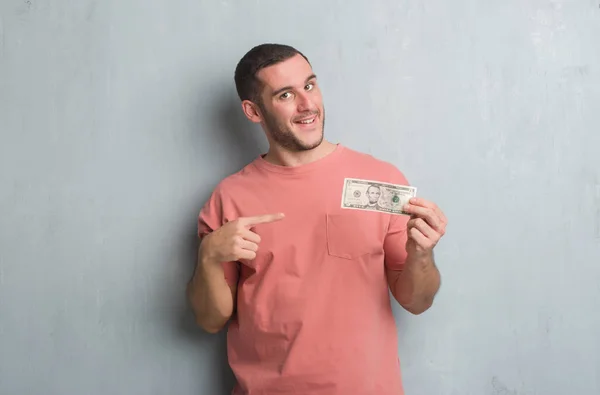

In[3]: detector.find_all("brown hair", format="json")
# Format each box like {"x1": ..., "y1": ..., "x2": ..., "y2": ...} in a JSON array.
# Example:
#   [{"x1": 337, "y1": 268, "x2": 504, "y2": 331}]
[{"x1": 234, "y1": 43, "x2": 310, "y2": 103}]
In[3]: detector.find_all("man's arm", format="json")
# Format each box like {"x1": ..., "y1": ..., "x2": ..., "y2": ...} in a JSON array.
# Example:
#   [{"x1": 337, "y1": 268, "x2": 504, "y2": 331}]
[
  {"x1": 386, "y1": 251, "x2": 441, "y2": 315},
  {"x1": 187, "y1": 212, "x2": 284, "y2": 333},
  {"x1": 186, "y1": 239, "x2": 238, "y2": 333},
  {"x1": 385, "y1": 197, "x2": 447, "y2": 315}
]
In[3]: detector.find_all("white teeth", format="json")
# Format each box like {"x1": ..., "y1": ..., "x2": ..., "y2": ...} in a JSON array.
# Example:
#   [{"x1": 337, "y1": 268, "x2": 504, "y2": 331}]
[{"x1": 298, "y1": 117, "x2": 315, "y2": 124}]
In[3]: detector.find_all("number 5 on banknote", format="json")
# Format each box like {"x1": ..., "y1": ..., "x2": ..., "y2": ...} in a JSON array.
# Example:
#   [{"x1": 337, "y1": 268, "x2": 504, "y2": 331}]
[{"x1": 340, "y1": 178, "x2": 417, "y2": 215}]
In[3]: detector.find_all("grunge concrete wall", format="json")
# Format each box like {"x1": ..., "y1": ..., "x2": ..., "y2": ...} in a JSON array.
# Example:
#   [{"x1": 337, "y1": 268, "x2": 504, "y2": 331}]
[{"x1": 1, "y1": 1, "x2": 599, "y2": 394}]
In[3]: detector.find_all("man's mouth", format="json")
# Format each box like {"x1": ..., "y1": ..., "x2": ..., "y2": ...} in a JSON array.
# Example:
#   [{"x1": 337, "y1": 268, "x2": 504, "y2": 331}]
[{"x1": 294, "y1": 114, "x2": 318, "y2": 125}]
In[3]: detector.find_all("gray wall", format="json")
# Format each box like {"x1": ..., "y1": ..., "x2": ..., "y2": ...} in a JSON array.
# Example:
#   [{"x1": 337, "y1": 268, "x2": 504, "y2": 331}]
[{"x1": 1, "y1": 1, "x2": 599, "y2": 394}]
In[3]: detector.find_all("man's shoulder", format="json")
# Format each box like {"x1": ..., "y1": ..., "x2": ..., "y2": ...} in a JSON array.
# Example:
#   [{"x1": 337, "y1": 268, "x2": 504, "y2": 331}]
[
  {"x1": 341, "y1": 146, "x2": 408, "y2": 182},
  {"x1": 209, "y1": 160, "x2": 262, "y2": 197},
  {"x1": 343, "y1": 145, "x2": 398, "y2": 167}
]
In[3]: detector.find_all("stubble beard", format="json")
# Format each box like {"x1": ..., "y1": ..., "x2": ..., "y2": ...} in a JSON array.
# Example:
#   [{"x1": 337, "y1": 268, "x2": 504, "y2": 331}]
[{"x1": 260, "y1": 104, "x2": 326, "y2": 152}]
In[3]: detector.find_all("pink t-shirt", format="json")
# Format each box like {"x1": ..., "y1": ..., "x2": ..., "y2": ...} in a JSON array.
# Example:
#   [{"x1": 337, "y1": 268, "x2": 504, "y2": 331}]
[{"x1": 198, "y1": 144, "x2": 410, "y2": 395}]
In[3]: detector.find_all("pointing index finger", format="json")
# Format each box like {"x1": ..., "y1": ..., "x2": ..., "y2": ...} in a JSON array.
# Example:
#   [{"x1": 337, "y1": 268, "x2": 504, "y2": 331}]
[{"x1": 243, "y1": 213, "x2": 285, "y2": 227}]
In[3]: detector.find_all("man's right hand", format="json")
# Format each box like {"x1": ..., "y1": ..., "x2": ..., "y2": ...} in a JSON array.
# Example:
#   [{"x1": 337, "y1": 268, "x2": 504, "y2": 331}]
[{"x1": 200, "y1": 213, "x2": 285, "y2": 264}]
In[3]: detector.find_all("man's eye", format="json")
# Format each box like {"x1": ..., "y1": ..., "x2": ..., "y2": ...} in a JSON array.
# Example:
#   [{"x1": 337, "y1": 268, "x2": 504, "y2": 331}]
[
  {"x1": 305, "y1": 83, "x2": 314, "y2": 91},
  {"x1": 280, "y1": 92, "x2": 292, "y2": 99}
]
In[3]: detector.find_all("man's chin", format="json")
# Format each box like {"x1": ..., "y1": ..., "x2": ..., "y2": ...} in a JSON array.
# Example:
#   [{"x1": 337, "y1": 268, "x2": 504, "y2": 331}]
[
  {"x1": 296, "y1": 133, "x2": 324, "y2": 151},
  {"x1": 273, "y1": 125, "x2": 324, "y2": 151}
]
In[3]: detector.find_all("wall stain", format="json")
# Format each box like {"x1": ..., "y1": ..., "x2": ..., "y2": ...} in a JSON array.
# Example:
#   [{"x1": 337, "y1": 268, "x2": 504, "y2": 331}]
[
  {"x1": 86, "y1": 1, "x2": 97, "y2": 21},
  {"x1": 491, "y1": 376, "x2": 518, "y2": 395},
  {"x1": 14, "y1": 0, "x2": 33, "y2": 15}
]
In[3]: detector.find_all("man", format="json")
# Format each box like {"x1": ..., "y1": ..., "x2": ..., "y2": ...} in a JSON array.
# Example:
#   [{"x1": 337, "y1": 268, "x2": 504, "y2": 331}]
[
  {"x1": 187, "y1": 43, "x2": 447, "y2": 395},
  {"x1": 364, "y1": 184, "x2": 384, "y2": 210}
]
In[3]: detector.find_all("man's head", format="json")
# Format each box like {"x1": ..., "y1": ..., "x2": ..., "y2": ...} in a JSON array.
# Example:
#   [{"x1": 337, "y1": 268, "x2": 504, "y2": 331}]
[
  {"x1": 366, "y1": 185, "x2": 381, "y2": 205},
  {"x1": 234, "y1": 43, "x2": 325, "y2": 152}
]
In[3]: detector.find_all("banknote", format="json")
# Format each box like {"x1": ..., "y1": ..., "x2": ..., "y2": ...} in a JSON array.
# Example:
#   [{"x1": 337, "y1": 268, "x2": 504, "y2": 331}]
[{"x1": 341, "y1": 178, "x2": 417, "y2": 215}]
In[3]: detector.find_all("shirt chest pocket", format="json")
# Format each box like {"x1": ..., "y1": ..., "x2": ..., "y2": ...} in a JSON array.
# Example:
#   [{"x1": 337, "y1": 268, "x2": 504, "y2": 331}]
[{"x1": 325, "y1": 212, "x2": 385, "y2": 260}]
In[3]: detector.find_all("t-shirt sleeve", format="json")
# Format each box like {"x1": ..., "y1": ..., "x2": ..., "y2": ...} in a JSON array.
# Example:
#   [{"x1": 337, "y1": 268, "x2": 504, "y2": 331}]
[
  {"x1": 197, "y1": 186, "x2": 240, "y2": 288},
  {"x1": 383, "y1": 165, "x2": 410, "y2": 271}
]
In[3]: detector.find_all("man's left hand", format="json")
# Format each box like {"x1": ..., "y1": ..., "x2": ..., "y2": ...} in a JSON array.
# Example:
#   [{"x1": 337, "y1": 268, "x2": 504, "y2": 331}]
[{"x1": 403, "y1": 198, "x2": 447, "y2": 255}]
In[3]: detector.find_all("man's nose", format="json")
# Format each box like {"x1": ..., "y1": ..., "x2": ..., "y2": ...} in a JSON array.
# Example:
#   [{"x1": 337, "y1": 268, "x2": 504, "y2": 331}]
[{"x1": 296, "y1": 92, "x2": 313, "y2": 112}]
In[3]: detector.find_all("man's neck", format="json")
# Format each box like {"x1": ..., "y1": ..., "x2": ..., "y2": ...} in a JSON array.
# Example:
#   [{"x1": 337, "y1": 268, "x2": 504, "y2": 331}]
[{"x1": 263, "y1": 140, "x2": 337, "y2": 167}]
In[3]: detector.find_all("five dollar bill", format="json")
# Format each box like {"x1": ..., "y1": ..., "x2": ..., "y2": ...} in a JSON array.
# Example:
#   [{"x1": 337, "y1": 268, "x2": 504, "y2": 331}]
[{"x1": 341, "y1": 178, "x2": 417, "y2": 216}]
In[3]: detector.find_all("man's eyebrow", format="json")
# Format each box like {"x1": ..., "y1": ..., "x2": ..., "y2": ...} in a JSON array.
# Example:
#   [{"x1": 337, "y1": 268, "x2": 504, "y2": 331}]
[{"x1": 272, "y1": 74, "x2": 318, "y2": 97}]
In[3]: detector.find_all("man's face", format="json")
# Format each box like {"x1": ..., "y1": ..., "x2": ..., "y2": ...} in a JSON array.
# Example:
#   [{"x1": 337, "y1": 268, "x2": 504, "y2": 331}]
[
  {"x1": 367, "y1": 186, "x2": 381, "y2": 204},
  {"x1": 253, "y1": 54, "x2": 325, "y2": 151}
]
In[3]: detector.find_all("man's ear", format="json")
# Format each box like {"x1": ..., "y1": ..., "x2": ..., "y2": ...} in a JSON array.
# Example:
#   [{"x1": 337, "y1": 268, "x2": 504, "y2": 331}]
[{"x1": 241, "y1": 100, "x2": 262, "y2": 123}]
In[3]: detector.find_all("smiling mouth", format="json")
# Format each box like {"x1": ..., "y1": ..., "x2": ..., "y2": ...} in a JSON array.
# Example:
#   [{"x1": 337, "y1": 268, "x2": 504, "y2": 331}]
[{"x1": 294, "y1": 115, "x2": 318, "y2": 125}]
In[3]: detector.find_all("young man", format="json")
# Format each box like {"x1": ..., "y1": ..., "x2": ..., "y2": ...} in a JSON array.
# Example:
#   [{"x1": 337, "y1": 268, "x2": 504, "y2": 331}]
[{"x1": 187, "y1": 43, "x2": 447, "y2": 395}]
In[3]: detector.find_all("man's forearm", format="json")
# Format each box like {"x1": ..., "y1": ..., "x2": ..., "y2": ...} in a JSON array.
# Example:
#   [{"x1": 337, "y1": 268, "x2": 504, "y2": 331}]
[
  {"x1": 388, "y1": 252, "x2": 441, "y2": 314},
  {"x1": 186, "y1": 253, "x2": 234, "y2": 333}
]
